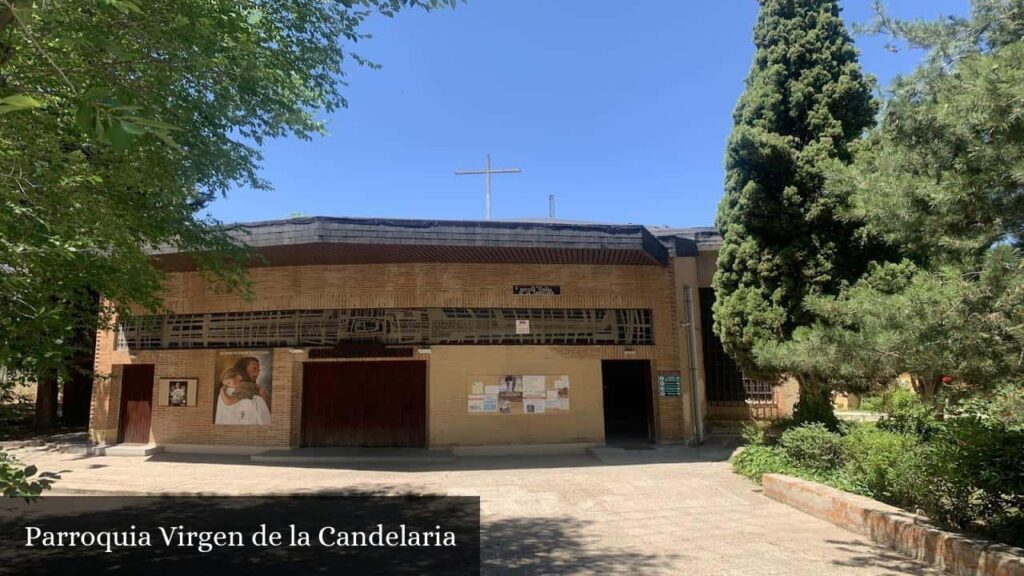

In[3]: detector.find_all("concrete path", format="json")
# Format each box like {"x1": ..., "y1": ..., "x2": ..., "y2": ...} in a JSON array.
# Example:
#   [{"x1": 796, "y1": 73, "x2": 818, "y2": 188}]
[{"x1": 8, "y1": 445, "x2": 939, "y2": 575}]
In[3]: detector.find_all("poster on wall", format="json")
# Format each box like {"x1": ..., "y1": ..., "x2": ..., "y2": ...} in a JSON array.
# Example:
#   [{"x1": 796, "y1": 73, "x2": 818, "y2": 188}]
[
  {"x1": 213, "y1": 351, "x2": 273, "y2": 426},
  {"x1": 524, "y1": 397, "x2": 546, "y2": 414},
  {"x1": 522, "y1": 375, "x2": 546, "y2": 415},
  {"x1": 555, "y1": 375, "x2": 570, "y2": 410},
  {"x1": 498, "y1": 374, "x2": 523, "y2": 414},
  {"x1": 468, "y1": 374, "x2": 570, "y2": 415},
  {"x1": 157, "y1": 378, "x2": 198, "y2": 407},
  {"x1": 468, "y1": 394, "x2": 498, "y2": 413},
  {"x1": 523, "y1": 375, "x2": 545, "y2": 396}
]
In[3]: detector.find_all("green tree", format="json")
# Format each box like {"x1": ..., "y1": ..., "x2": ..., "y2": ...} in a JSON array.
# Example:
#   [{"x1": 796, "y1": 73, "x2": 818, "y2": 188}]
[
  {"x1": 0, "y1": 0, "x2": 455, "y2": 427},
  {"x1": 755, "y1": 0, "x2": 1024, "y2": 398},
  {"x1": 711, "y1": 0, "x2": 877, "y2": 423}
]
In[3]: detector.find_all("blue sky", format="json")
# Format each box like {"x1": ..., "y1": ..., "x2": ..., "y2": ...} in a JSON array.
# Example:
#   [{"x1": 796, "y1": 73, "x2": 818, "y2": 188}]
[{"x1": 206, "y1": 0, "x2": 969, "y2": 227}]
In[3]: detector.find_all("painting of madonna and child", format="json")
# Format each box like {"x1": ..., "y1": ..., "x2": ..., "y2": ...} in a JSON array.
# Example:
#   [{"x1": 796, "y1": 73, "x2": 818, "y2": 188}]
[{"x1": 213, "y1": 351, "x2": 273, "y2": 426}]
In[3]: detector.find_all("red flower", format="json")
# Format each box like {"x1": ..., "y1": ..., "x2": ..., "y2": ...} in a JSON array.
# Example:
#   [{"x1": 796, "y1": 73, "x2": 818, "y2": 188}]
[{"x1": 941, "y1": 375, "x2": 953, "y2": 384}]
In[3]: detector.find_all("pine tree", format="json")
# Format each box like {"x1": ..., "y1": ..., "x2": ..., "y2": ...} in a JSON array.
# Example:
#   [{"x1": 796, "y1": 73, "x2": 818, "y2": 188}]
[
  {"x1": 712, "y1": 0, "x2": 876, "y2": 422},
  {"x1": 755, "y1": 1, "x2": 1024, "y2": 400}
]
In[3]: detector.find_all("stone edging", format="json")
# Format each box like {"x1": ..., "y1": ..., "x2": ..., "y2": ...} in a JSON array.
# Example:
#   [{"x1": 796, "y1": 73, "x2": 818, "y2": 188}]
[{"x1": 762, "y1": 474, "x2": 1024, "y2": 576}]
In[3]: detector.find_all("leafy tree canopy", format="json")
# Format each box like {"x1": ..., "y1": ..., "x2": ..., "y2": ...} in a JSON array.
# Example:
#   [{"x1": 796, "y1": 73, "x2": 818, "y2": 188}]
[{"x1": 0, "y1": 1, "x2": 454, "y2": 382}]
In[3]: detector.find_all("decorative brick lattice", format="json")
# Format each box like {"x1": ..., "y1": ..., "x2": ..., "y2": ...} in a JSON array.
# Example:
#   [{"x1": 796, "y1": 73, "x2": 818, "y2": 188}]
[{"x1": 119, "y1": 308, "x2": 654, "y2": 350}]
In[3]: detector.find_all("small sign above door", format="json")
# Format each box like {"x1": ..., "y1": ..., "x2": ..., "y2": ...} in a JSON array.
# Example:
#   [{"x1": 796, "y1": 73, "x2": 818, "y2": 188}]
[{"x1": 513, "y1": 285, "x2": 561, "y2": 295}]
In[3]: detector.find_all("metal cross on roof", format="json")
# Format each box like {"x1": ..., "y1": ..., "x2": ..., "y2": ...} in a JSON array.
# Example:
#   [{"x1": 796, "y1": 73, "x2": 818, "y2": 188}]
[{"x1": 455, "y1": 154, "x2": 522, "y2": 220}]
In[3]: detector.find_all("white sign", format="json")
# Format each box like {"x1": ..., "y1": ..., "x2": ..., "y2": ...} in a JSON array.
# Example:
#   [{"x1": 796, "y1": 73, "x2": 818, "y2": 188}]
[
  {"x1": 515, "y1": 319, "x2": 530, "y2": 334},
  {"x1": 523, "y1": 375, "x2": 545, "y2": 395}
]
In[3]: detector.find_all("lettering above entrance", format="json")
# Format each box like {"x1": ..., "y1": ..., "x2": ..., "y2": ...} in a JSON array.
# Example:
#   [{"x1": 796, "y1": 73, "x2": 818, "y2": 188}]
[
  {"x1": 119, "y1": 307, "x2": 654, "y2": 350},
  {"x1": 512, "y1": 285, "x2": 561, "y2": 295}
]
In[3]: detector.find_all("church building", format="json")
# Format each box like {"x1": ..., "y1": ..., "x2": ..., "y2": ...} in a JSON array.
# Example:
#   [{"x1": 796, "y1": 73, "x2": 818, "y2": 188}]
[{"x1": 88, "y1": 216, "x2": 780, "y2": 453}]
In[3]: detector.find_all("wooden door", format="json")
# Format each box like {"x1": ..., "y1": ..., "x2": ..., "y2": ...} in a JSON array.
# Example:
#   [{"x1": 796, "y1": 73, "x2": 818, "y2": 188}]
[
  {"x1": 302, "y1": 361, "x2": 426, "y2": 447},
  {"x1": 117, "y1": 364, "x2": 154, "y2": 444}
]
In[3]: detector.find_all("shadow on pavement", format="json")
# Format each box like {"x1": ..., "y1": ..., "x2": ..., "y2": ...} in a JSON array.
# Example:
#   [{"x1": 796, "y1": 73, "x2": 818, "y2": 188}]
[
  {"x1": 826, "y1": 538, "x2": 939, "y2": 575},
  {"x1": 481, "y1": 516, "x2": 675, "y2": 575},
  {"x1": 137, "y1": 445, "x2": 737, "y2": 473}
]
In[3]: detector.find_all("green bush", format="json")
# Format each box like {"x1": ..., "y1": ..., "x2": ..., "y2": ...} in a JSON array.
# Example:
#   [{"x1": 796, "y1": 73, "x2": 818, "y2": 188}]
[
  {"x1": 840, "y1": 424, "x2": 923, "y2": 508},
  {"x1": 919, "y1": 415, "x2": 1024, "y2": 541},
  {"x1": 857, "y1": 395, "x2": 884, "y2": 412},
  {"x1": 951, "y1": 383, "x2": 1024, "y2": 430},
  {"x1": 741, "y1": 417, "x2": 795, "y2": 446},
  {"x1": 877, "y1": 388, "x2": 940, "y2": 439},
  {"x1": 792, "y1": 389, "x2": 840, "y2": 431},
  {"x1": 731, "y1": 445, "x2": 794, "y2": 483},
  {"x1": 778, "y1": 423, "x2": 843, "y2": 471},
  {"x1": 732, "y1": 395, "x2": 1024, "y2": 548}
]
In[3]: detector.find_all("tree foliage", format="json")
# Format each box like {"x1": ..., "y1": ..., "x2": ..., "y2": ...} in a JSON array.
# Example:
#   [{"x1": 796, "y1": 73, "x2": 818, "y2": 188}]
[
  {"x1": 712, "y1": 0, "x2": 877, "y2": 377},
  {"x1": 756, "y1": 0, "x2": 1024, "y2": 395},
  {"x1": 0, "y1": 1, "x2": 454, "y2": 400},
  {"x1": 0, "y1": 450, "x2": 60, "y2": 498}
]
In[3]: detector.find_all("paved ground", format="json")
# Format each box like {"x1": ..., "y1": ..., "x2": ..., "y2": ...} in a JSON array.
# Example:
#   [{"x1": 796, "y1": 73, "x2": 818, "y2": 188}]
[{"x1": 7, "y1": 444, "x2": 939, "y2": 576}]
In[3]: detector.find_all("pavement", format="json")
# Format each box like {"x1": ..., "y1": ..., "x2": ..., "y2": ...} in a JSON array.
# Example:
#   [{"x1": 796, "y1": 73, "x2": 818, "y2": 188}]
[{"x1": 6, "y1": 443, "x2": 940, "y2": 576}]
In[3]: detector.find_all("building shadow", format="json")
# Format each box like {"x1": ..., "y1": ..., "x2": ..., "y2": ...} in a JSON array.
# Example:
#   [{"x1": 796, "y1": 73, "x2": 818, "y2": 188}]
[{"x1": 138, "y1": 445, "x2": 736, "y2": 473}]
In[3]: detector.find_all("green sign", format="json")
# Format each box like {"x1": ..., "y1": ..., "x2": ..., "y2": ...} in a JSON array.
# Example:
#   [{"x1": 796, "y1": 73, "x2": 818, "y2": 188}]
[{"x1": 658, "y1": 373, "x2": 681, "y2": 397}]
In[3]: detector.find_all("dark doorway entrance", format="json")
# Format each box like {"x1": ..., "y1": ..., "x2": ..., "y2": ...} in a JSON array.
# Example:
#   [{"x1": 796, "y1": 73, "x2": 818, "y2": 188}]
[
  {"x1": 601, "y1": 360, "x2": 653, "y2": 444},
  {"x1": 301, "y1": 361, "x2": 427, "y2": 447},
  {"x1": 117, "y1": 364, "x2": 154, "y2": 444}
]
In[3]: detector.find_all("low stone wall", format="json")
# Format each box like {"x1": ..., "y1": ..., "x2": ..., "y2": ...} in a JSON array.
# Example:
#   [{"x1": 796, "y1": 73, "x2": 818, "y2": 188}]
[{"x1": 762, "y1": 474, "x2": 1024, "y2": 576}]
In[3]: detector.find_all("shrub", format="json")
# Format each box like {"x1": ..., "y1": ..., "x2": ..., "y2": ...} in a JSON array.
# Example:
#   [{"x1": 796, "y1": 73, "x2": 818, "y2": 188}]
[
  {"x1": 731, "y1": 445, "x2": 793, "y2": 483},
  {"x1": 778, "y1": 423, "x2": 843, "y2": 471},
  {"x1": 877, "y1": 388, "x2": 940, "y2": 439},
  {"x1": 920, "y1": 415, "x2": 1024, "y2": 542},
  {"x1": 858, "y1": 394, "x2": 884, "y2": 412},
  {"x1": 840, "y1": 424, "x2": 923, "y2": 508},
  {"x1": 741, "y1": 417, "x2": 795, "y2": 446},
  {"x1": 951, "y1": 383, "x2": 1024, "y2": 431},
  {"x1": 792, "y1": 389, "x2": 840, "y2": 431}
]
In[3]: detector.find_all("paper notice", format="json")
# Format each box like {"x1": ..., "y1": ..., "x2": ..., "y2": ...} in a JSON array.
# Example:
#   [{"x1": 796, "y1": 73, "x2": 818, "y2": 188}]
[
  {"x1": 468, "y1": 395, "x2": 486, "y2": 413},
  {"x1": 469, "y1": 394, "x2": 498, "y2": 414},
  {"x1": 524, "y1": 398, "x2": 546, "y2": 414},
  {"x1": 523, "y1": 375, "x2": 545, "y2": 395},
  {"x1": 471, "y1": 381, "x2": 484, "y2": 395}
]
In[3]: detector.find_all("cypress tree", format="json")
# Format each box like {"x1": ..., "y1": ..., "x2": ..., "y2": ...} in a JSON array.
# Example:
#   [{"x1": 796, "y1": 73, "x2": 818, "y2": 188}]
[{"x1": 711, "y1": 0, "x2": 876, "y2": 422}]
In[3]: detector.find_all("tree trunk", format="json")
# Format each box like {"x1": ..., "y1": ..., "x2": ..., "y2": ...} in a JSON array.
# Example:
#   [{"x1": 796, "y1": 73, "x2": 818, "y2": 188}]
[
  {"x1": 61, "y1": 323, "x2": 97, "y2": 427},
  {"x1": 33, "y1": 374, "x2": 59, "y2": 429},
  {"x1": 792, "y1": 375, "x2": 839, "y2": 429}
]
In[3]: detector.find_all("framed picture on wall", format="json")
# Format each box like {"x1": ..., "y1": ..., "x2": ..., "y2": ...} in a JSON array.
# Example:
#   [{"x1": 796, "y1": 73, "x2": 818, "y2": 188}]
[
  {"x1": 157, "y1": 378, "x2": 198, "y2": 407},
  {"x1": 213, "y1": 350, "x2": 273, "y2": 426}
]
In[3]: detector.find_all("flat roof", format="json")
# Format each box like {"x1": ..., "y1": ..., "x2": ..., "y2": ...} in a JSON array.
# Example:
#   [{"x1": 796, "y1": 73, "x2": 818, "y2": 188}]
[{"x1": 151, "y1": 216, "x2": 720, "y2": 270}]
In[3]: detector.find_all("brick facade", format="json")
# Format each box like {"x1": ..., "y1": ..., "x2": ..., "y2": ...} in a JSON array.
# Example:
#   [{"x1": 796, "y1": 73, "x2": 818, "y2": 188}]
[{"x1": 91, "y1": 255, "x2": 719, "y2": 450}]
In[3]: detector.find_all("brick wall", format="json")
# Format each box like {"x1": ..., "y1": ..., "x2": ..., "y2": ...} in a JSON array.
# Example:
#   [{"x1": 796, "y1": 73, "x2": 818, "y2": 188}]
[{"x1": 92, "y1": 260, "x2": 707, "y2": 448}]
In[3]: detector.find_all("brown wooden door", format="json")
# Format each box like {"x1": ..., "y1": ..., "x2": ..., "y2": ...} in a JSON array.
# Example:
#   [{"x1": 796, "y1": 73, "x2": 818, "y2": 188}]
[
  {"x1": 302, "y1": 361, "x2": 426, "y2": 447},
  {"x1": 117, "y1": 364, "x2": 154, "y2": 444}
]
